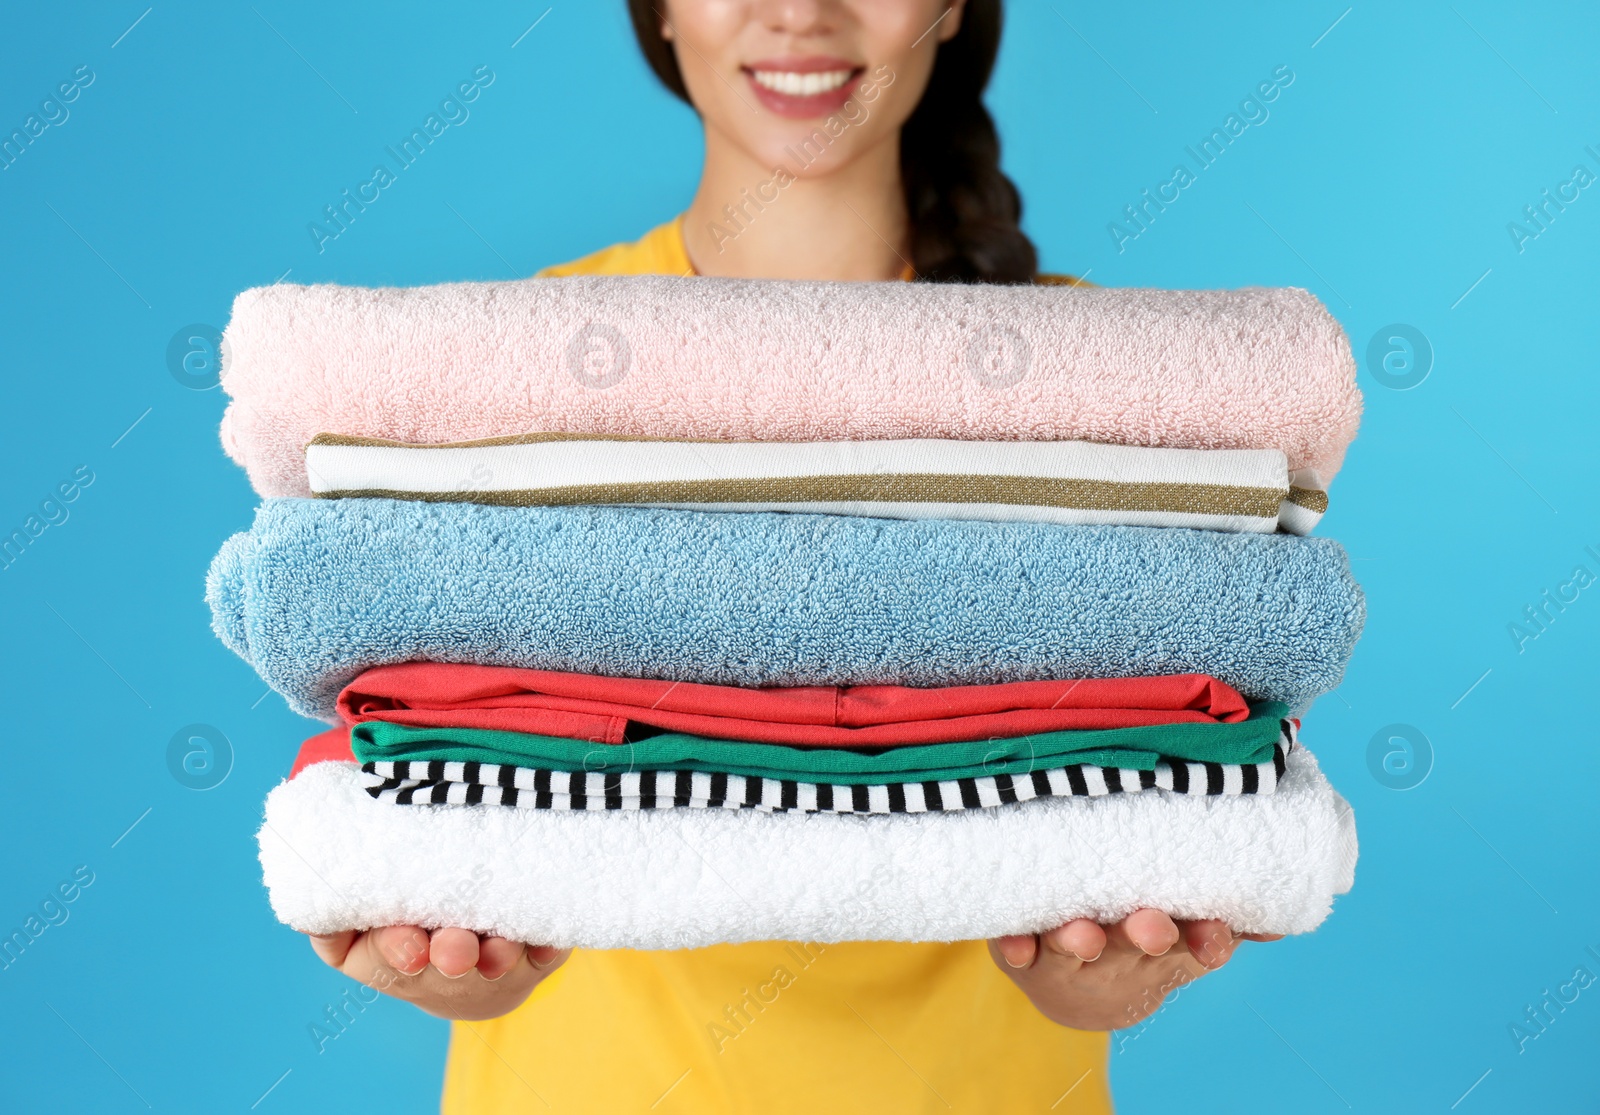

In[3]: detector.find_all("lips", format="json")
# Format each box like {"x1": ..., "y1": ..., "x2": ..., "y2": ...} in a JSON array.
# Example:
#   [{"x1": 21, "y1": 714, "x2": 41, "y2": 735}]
[{"x1": 743, "y1": 57, "x2": 866, "y2": 119}]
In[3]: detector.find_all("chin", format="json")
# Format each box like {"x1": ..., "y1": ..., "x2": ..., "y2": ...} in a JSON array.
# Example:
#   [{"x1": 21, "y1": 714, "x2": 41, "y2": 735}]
[{"x1": 743, "y1": 127, "x2": 866, "y2": 179}]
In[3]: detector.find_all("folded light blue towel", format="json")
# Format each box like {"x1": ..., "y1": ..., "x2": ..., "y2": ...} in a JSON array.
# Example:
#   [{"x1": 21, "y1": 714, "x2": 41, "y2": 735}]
[{"x1": 208, "y1": 499, "x2": 1364, "y2": 722}]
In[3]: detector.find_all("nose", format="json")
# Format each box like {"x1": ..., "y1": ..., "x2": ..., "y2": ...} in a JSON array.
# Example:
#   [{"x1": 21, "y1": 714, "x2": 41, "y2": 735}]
[{"x1": 752, "y1": 0, "x2": 834, "y2": 35}]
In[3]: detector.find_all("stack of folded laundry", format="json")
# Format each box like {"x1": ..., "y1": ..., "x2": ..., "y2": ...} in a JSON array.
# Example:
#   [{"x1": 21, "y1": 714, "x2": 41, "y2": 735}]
[{"x1": 209, "y1": 276, "x2": 1364, "y2": 948}]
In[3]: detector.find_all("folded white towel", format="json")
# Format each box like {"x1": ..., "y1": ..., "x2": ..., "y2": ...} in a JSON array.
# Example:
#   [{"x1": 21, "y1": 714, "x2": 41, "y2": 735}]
[
  {"x1": 305, "y1": 434, "x2": 1328, "y2": 535},
  {"x1": 259, "y1": 745, "x2": 1356, "y2": 947}
]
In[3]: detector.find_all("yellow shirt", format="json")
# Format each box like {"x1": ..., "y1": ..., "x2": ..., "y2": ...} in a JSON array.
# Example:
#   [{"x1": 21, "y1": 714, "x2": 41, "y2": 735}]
[{"x1": 442, "y1": 218, "x2": 1113, "y2": 1115}]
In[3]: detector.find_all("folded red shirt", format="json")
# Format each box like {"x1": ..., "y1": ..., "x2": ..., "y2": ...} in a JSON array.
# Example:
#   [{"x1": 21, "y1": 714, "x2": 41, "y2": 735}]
[{"x1": 331, "y1": 663, "x2": 1251, "y2": 750}]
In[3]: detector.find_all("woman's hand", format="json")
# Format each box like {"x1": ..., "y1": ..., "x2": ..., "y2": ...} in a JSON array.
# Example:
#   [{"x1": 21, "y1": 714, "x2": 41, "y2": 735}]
[
  {"x1": 988, "y1": 909, "x2": 1281, "y2": 1031},
  {"x1": 307, "y1": 925, "x2": 570, "y2": 1022}
]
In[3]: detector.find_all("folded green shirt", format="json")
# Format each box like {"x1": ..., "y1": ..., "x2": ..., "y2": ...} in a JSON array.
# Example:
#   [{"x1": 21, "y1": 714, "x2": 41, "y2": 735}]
[{"x1": 350, "y1": 702, "x2": 1288, "y2": 785}]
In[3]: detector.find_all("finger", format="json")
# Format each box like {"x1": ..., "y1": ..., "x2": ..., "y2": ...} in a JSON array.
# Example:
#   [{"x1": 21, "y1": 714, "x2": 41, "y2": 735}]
[
  {"x1": 1115, "y1": 909, "x2": 1181, "y2": 957},
  {"x1": 1042, "y1": 919, "x2": 1106, "y2": 963},
  {"x1": 307, "y1": 930, "x2": 359, "y2": 969},
  {"x1": 477, "y1": 936, "x2": 526, "y2": 981},
  {"x1": 991, "y1": 934, "x2": 1039, "y2": 970},
  {"x1": 527, "y1": 945, "x2": 569, "y2": 970},
  {"x1": 429, "y1": 927, "x2": 482, "y2": 979},
  {"x1": 372, "y1": 925, "x2": 432, "y2": 976},
  {"x1": 1241, "y1": 932, "x2": 1285, "y2": 943},
  {"x1": 1181, "y1": 920, "x2": 1237, "y2": 969}
]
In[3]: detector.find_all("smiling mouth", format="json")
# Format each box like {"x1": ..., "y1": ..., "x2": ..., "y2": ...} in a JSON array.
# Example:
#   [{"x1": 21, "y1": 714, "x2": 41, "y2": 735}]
[
  {"x1": 741, "y1": 64, "x2": 868, "y2": 119},
  {"x1": 745, "y1": 67, "x2": 861, "y2": 97}
]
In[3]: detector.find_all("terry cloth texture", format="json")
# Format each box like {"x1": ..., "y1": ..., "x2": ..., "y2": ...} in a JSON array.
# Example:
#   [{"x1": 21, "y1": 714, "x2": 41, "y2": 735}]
[
  {"x1": 358, "y1": 738, "x2": 1293, "y2": 813},
  {"x1": 219, "y1": 276, "x2": 1362, "y2": 499},
  {"x1": 259, "y1": 743, "x2": 1357, "y2": 944},
  {"x1": 207, "y1": 500, "x2": 1365, "y2": 721},
  {"x1": 305, "y1": 434, "x2": 1328, "y2": 535},
  {"x1": 337, "y1": 663, "x2": 1253, "y2": 746},
  {"x1": 346, "y1": 705, "x2": 1289, "y2": 780}
]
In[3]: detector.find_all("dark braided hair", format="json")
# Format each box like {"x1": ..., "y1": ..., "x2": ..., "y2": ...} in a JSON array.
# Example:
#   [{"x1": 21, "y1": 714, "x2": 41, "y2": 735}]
[{"x1": 624, "y1": 0, "x2": 1038, "y2": 283}]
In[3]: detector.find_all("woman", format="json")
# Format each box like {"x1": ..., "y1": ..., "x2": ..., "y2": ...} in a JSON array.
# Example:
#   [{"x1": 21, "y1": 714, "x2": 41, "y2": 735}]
[{"x1": 309, "y1": 2, "x2": 1274, "y2": 1109}]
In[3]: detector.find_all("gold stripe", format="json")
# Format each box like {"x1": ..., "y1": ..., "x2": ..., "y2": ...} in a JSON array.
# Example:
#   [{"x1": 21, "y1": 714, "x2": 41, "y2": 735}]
[
  {"x1": 1285, "y1": 486, "x2": 1329, "y2": 513},
  {"x1": 313, "y1": 473, "x2": 1290, "y2": 517}
]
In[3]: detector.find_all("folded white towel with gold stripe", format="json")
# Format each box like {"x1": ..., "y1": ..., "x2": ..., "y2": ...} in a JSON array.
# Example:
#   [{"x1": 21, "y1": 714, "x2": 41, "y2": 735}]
[{"x1": 306, "y1": 435, "x2": 1328, "y2": 535}]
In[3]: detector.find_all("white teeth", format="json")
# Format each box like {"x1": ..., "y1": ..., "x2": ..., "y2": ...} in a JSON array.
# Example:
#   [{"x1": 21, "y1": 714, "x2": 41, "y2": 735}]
[{"x1": 750, "y1": 69, "x2": 854, "y2": 96}]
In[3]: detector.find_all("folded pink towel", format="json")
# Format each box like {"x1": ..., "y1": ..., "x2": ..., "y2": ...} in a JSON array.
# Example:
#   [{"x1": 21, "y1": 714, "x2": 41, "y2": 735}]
[{"x1": 219, "y1": 276, "x2": 1361, "y2": 499}]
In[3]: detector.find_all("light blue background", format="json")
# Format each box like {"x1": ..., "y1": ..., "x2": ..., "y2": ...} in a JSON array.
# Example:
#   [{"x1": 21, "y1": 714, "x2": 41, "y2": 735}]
[{"x1": 1, "y1": 2, "x2": 1596, "y2": 1111}]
